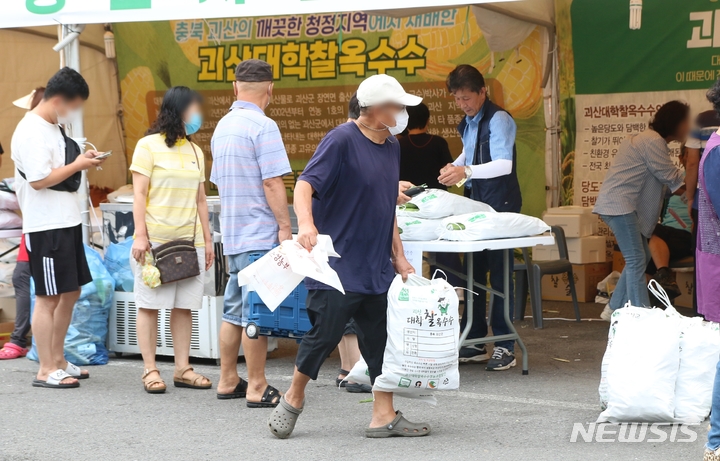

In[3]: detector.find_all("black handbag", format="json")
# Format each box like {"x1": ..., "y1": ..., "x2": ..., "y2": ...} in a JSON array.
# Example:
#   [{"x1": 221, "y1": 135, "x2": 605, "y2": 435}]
[
  {"x1": 150, "y1": 143, "x2": 201, "y2": 285},
  {"x1": 17, "y1": 125, "x2": 82, "y2": 192}
]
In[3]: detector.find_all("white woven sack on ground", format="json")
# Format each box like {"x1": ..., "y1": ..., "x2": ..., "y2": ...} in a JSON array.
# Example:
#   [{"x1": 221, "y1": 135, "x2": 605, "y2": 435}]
[{"x1": 598, "y1": 301, "x2": 681, "y2": 423}]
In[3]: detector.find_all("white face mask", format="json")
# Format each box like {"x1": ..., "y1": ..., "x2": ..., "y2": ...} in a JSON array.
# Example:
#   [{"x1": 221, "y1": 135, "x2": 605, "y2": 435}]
[
  {"x1": 56, "y1": 108, "x2": 80, "y2": 126},
  {"x1": 382, "y1": 108, "x2": 409, "y2": 136}
]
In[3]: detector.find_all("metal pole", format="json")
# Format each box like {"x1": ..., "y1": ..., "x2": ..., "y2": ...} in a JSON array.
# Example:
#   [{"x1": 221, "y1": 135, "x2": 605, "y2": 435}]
[{"x1": 60, "y1": 24, "x2": 91, "y2": 244}]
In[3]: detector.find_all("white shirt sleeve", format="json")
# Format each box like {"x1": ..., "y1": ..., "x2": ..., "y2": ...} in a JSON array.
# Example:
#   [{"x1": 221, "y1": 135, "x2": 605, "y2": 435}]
[
  {"x1": 452, "y1": 151, "x2": 466, "y2": 167},
  {"x1": 468, "y1": 159, "x2": 513, "y2": 179},
  {"x1": 17, "y1": 140, "x2": 53, "y2": 182}
]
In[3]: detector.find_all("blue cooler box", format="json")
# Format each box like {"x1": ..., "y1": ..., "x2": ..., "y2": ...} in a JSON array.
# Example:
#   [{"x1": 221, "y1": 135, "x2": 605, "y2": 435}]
[{"x1": 244, "y1": 253, "x2": 312, "y2": 339}]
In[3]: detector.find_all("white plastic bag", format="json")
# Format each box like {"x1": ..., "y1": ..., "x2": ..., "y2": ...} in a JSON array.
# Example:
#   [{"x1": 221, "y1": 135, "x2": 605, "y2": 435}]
[
  {"x1": 373, "y1": 273, "x2": 460, "y2": 404},
  {"x1": 397, "y1": 189, "x2": 494, "y2": 219},
  {"x1": 0, "y1": 210, "x2": 22, "y2": 229},
  {"x1": 346, "y1": 357, "x2": 371, "y2": 386},
  {"x1": 237, "y1": 235, "x2": 343, "y2": 311},
  {"x1": 398, "y1": 217, "x2": 442, "y2": 241},
  {"x1": 597, "y1": 303, "x2": 681, "y2": 422},
  {"x1": 438, "y1": 211, "x2": 550, "y2": 241},
  {"x1": 674, "y1": 316, "x2": 720, "y2": 423},
  {"x1": 0, "y1": 191, "x2": 19, "y2": 211}
]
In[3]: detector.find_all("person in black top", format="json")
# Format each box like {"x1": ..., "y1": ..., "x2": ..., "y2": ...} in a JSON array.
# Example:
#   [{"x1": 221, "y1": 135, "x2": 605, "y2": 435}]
[{"x1": 399, "y1": 102, "x2": 453, "y2": 190}]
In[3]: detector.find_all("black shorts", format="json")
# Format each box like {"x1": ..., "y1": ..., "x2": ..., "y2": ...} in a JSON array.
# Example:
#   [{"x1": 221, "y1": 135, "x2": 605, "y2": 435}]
[
  {"x1": 646, "y1": 224, "x2": 693, "y2": 274},
  {"x1": 26, "y1": 225, "x2": 92, "y2": 296}
]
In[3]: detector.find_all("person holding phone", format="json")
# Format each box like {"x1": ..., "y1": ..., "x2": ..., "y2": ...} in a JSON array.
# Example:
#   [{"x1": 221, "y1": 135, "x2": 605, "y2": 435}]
[{"x1": 11, "y1": 68, "x2": 106, "y2": 388}]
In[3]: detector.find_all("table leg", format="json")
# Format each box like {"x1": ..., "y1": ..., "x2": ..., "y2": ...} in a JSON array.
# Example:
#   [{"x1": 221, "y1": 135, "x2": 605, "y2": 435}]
[
  {"x1": 503, "y1": 248, "x2": 528, "y2": 375},
  {"x1": 458, "y1": 251, "x2": 473, "y2": 347}
]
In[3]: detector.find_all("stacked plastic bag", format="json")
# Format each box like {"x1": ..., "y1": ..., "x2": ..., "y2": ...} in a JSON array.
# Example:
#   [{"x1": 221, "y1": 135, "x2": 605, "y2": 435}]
[
  {"x1": 28, "y1": 245, "x2": 114, "y2": 365},
  {"x1": 347, "y1": 273, "x2": 460, "y2": 404},
  {"x1": 396, "y1": 188, "x2": 550, "y2": 241},
  {"x1": 103, "y1": 238, "x2": 134, "y2": 291},
  {"x1": 598, "y1": 280, "x2": 720, "y2": 424},
  {"x1": 0, "y1": 183, "x2": 22, "y2": 230}
]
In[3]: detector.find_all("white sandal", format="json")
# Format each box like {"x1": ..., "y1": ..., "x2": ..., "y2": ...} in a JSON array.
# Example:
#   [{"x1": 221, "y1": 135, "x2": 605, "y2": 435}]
[
  {"x1": 32, "y1": 369, "x2": 80, "y2": 389},
  {"x1": 65, "y1": 361, "x2": 90, "y2": 379}
]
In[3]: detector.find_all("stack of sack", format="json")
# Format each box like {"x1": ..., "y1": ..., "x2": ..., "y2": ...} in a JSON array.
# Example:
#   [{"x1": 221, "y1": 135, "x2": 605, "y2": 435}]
[
  {"x1": 0, "y1": 182, "x2": 23, "y2": 230},
  {"x1": 397, "y1": 189, "x2": 549, "y2": 241},
  {"x1": 598, "y1": 280, "x2": 720, "y2": 423}
]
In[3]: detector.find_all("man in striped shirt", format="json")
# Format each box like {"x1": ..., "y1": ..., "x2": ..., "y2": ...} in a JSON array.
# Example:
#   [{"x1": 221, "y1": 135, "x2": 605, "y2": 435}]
[{"x1": 211, "y1": 60, "x2": 292, "y2": 406}]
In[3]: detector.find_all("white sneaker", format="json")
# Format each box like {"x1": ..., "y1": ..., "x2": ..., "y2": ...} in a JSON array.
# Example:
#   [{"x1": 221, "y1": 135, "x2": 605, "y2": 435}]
[{"x1": 600, "y1": 305, "x2": 613, "y2": 322}]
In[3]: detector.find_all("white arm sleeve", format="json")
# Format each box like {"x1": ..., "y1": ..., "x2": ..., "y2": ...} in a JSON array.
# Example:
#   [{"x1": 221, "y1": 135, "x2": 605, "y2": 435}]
[
  {"x1": 452, "y1": 151, "x2": 466, "y2": 167},
  {"x1": 468, "y1": 159, "x2": 513, "y2": 179}
]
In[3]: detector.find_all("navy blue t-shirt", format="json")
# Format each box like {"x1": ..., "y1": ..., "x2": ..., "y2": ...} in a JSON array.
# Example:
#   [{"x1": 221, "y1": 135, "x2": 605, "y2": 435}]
[{"x1": 299, "y1": 122, "x2": 399, "y2": 295}]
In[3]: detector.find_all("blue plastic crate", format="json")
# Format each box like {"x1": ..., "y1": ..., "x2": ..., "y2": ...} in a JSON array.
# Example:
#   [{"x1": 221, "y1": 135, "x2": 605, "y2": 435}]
[{"x1": 244, "y1": 253, "x2": 312, "y2": 339}]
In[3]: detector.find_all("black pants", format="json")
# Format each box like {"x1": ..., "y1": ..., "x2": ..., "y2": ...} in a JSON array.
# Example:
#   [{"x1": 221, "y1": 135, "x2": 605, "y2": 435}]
[
  {"x1": 296, "y1": 290, "x2": 388, "y2": 383},
  {"x1": 460, "y1": 249, "x2": 515, "y2": 351},
  {"x1": 10, "y1": 262, "x2": 31, "y2": 348}
]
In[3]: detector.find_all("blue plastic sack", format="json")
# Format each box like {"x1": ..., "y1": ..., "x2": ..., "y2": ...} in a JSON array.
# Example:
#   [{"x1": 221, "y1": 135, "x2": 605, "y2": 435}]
[
  {"x1": 104, "y1": 238, "x2": 134, "y2": 292},
  {"x1": 28, "y1": 245, "x2": 115, "y2": 365}
]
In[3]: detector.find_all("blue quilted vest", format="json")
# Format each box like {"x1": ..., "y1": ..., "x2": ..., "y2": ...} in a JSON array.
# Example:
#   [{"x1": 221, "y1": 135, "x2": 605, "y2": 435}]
[{"x1": 456, "y1": 99, "x2": 522, "y2": 212}]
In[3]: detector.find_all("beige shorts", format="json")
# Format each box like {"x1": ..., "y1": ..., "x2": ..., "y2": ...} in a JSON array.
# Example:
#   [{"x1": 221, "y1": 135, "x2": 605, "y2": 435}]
[{"x1": 131, "y1": 247, "x2": 205, "y2": 310}]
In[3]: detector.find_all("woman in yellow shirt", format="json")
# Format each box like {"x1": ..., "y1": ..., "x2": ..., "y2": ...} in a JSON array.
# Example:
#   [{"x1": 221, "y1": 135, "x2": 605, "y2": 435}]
[{"x1": 130, "y1": 86, "x2": 215, "y2": 394}]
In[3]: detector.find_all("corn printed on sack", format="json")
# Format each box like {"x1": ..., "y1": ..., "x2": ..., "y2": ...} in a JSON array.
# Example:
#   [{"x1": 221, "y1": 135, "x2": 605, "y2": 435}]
[
  {"x1": 373, "y1": 274, "x2": 460, "y2": 404},
  {"x1": 439, "y1": 211, "x2": 550, "y2": 241},
  {"x1": 397, "y1": 189, "x2": 494, "y2": 220},
  {"x1": 398, "y1": 217, "x2": 443, "y2": 241}
]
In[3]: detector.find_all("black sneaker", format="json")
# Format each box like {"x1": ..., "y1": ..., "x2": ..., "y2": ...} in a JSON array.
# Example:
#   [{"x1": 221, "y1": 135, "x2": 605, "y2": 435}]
[
  {"x1": 459, "y1": 345, "x2": 490, "y2": 363},
  {"x1": 486, "y1": 347, "x2": 516, "y2": 371},
  {"x1": 653, "y1": 267, "x2": 682, "y2": 299}
]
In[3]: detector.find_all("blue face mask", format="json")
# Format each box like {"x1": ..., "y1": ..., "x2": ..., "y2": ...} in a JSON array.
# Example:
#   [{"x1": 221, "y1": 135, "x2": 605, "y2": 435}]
[{"x1": 184, "y1": 112, "x2": 202, "y2": 135}]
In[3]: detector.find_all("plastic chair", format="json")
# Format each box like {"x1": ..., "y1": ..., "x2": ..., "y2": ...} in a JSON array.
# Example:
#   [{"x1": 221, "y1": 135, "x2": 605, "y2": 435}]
[
  {"x1": 528, "y1": 226, "x2": 581, "y2": 329},
  {"x1": 514, "y1": 248, "x2": 531, "y2": 322}
]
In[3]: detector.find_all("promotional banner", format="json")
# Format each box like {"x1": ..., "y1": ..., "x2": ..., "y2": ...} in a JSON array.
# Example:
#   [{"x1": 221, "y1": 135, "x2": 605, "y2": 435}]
[
  {"x1": 557, "y1": 0, "x2": 717, "y2": 256},
  {"x1": 561, "y1": 0, "x2": 718, "y2": 209},
  {"x1": 3, "y1": 0, "x2": 511, "y2": 28},
  {"x1": 115, "y1": 8, "x2": 547, "y2": 216}
]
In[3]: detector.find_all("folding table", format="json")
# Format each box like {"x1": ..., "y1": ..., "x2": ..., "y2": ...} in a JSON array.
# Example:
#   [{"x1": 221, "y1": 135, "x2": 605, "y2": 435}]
[{"x1": 403, "y1": 235, "x2": 555, "y2": 374}]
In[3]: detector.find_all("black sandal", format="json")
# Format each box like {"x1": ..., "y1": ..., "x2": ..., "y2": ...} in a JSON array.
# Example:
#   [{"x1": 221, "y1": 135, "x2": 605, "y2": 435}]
[
  {"x1": 247, "y1": 385, "x2": 281, "y2": 408},
  {"x1": 336, "y1": 368, "x2": 350, "y2": 388},
  {"x1": 217, "y1": 378, "x2": 248, "y2": 400}
]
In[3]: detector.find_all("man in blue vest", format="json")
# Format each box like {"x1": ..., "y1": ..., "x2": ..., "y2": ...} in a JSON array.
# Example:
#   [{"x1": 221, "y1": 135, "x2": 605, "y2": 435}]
[{"x1": 438, "y1": 65, "x2": 522, "y2": 371}]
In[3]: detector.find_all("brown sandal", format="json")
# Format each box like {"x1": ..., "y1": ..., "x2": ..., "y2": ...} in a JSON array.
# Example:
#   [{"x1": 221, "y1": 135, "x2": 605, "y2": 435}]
[
  {"x1": 142, "y1": 368, "x2": 166, "y2": 394},
  {"x1": 173, "y1": 365, "x2": 212, "y2": 389}
]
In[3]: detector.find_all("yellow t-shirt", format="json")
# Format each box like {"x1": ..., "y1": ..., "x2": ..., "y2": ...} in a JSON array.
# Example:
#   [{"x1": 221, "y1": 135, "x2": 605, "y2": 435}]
[{"x1": 129, "y1": 133, "x2": 205, "y2": 246}]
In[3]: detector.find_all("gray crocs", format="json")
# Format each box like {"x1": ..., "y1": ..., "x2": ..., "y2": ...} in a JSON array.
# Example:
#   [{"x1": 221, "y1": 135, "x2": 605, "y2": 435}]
[
  {"x1": 268, "y1": 395, "x2": 304, "y2": 439},
  {"x1": 365, "y1": 411, "x2": 431, "y2": 438}
]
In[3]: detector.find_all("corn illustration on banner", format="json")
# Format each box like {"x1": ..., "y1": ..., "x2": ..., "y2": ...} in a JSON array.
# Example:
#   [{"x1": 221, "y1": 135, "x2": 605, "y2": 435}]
[{"x1": 115, "y1": 8, "x2": 548, "y2": 217}]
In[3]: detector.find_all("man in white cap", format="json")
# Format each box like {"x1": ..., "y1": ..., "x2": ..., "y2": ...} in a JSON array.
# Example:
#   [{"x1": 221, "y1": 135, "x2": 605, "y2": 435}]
[{"x1": 268, "y1": 74, "x2": 430, "y2": 439}]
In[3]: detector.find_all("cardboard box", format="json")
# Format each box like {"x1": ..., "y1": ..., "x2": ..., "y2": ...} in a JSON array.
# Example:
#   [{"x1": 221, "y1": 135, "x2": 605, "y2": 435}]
[
  {"x1": 533, "y1": 235, "x2": 607, "y2": 264},
  {"x1": 612, "y1": 245, "x2": 626, "y2": 273},
  {"x1": 542, "y1": 206, "x2": 599, "y2": 238},
  {"x1": 541, "y1": 262, "x2": 613, "y2": 303},
  {"x1": 0, "y1": 321, "x2": 15, "y2": 347},
  {"x1": 674, "y1": 270, "x2": 694, "y2": 308}
]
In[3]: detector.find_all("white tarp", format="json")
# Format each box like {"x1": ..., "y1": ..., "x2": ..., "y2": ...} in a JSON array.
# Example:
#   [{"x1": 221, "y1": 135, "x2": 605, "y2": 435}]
[{"x1": 3, "y1": 0, "x2": 519, "y2": 29}]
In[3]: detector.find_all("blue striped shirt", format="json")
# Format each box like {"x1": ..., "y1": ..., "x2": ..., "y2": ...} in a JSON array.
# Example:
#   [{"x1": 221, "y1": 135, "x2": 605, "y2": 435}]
[
  {"x1": 210, "y1": 100, "x2": 291, "y2": 255},
  {"x1": 594, "y1": 130, "x2": 684, "y2": 238}
]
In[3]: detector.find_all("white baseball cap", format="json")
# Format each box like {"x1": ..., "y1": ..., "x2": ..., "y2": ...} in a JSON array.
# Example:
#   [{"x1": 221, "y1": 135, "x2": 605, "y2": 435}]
[
  {"x1": 356, "y1": 74, "x2": 422, "y2": 108},
  {"x1": 13, "y1": 89, "x2": 38, "y2": 110}
]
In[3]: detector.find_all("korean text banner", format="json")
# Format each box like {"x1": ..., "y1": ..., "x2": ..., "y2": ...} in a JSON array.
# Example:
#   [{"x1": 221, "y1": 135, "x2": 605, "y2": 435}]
[
  {"x1": 556, "y1": 0, "x2": 717, "y2": 258},
  {"x1": 3, "y1": 0, "x2": 512, "y2": 28},
  {"x1": 115, "y1": 8, "x2": 548, "y2": 217}
]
